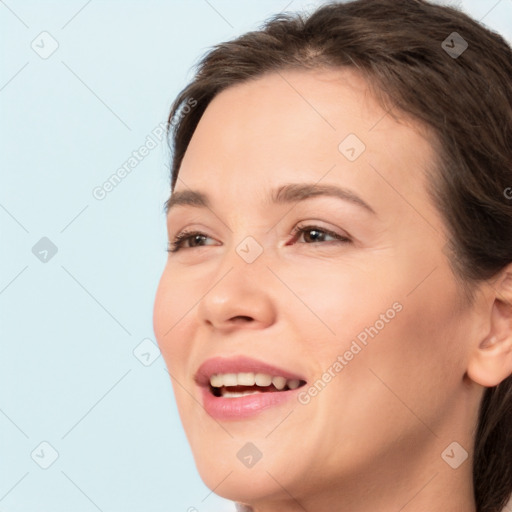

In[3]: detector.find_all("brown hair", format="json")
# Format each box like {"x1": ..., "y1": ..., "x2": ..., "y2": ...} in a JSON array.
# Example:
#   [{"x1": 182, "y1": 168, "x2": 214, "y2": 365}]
[{"x1": 165, "y1": 1, "x2": 512, "y2": 510}]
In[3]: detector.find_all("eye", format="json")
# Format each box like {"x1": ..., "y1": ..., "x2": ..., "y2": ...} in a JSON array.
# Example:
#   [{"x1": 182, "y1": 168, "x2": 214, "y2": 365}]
[
  {"x1": 290, "y1": 224, "x2": 351, "y2": 245},
  {"x1": 166, "y1": 224, "x2": 351, "y2": 254},
  {"x1": 167, "y1": 229, "x2": 217, "y2": 253}
]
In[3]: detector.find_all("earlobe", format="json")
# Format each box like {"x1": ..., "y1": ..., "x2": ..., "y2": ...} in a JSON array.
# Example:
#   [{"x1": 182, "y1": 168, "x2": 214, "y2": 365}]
[{"x1": 466, "y1": 268, "x2": 512, "y2": 388}]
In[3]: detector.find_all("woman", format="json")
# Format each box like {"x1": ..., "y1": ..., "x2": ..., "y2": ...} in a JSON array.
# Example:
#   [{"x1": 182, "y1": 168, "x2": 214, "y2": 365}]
[{"x1": 153, "y1": 0, "x2": 512, "y2": 510}]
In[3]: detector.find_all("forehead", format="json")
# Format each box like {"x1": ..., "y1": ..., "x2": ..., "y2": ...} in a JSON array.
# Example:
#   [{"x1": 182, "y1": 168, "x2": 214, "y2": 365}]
[
  {"x1": 188, "y1": 68, "x2": 379, "y2": 165},
  {"x1": 174, "y1": 68, "x2": 438, "y2": 226}
]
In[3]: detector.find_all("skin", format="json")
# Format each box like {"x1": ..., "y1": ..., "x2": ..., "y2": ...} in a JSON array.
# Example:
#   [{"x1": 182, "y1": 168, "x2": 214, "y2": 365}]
[{"x1": 153, "y1": 68, "x2": 512, "y2": 512}]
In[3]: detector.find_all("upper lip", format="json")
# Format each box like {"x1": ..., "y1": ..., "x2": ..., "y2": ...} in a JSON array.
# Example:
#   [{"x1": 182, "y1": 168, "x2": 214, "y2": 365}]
[{"x1": 195, "y1": 355, "x2": 307, "y2": 387}]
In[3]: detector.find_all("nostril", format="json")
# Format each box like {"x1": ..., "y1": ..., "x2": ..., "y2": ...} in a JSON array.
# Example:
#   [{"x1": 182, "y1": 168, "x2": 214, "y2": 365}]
[{"x1": 231, "y1": 316, "x2": 253, "y2": 323}]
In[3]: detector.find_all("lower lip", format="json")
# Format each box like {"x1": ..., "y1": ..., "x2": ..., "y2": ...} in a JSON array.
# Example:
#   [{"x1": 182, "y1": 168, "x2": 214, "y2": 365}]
[{"x1": 200, "y1": 386, "x2": 301, "y2": 420}]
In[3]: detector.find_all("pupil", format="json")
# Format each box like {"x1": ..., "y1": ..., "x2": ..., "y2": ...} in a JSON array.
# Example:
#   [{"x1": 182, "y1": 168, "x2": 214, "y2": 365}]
[{"x1": 307, "y1": 229, "x2": 322, "y2": 242}]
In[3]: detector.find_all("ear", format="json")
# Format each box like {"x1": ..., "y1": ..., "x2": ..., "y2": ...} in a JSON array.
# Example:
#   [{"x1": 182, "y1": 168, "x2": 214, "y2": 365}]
[{"x1": 466, "y1": 265, "x2": 512, "y2": 388}]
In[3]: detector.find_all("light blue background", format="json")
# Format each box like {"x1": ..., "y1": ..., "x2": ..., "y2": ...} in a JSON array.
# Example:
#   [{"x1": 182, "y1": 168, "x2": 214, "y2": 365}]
[{"x1": 1, "y1": 1, "x2": 511, "y2": 511}]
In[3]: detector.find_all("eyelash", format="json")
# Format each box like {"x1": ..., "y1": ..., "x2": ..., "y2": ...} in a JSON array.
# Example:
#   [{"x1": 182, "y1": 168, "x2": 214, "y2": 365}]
[{"x1": 166, "y1": 224, "x2": 351, "y2": 253}]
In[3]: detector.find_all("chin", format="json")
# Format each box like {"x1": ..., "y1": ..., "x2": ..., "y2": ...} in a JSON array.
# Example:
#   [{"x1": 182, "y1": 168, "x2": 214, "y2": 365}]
[{"x1": 188, "y1": 425, "x2": 321, "y2": 507}]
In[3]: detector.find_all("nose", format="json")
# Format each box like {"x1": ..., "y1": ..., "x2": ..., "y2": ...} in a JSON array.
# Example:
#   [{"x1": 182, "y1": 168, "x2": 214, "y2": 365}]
[{"x1": 196, "y1": 249, "x2": 277, "y2": 333}]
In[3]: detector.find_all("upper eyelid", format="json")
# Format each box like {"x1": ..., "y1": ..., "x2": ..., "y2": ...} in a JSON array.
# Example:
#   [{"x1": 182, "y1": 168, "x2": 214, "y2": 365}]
[{"x1": 168, "y1": 221, "x2": 347, "y2": 238}]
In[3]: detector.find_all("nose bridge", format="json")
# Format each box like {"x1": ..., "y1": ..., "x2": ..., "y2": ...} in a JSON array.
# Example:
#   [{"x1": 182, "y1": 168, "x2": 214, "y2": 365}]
[{"x1": 217, "y1": 214, "x2": 274, "y2": 279}]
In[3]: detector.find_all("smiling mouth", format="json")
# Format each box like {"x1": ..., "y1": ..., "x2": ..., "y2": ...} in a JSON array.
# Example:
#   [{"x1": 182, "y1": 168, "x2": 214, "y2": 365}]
[{"x1": 209, "y1": 373, "x2": 307, "y2": 398}]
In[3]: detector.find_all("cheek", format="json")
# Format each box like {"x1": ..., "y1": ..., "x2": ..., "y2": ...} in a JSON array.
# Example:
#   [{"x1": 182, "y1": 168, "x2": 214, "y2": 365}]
[
  {"x1": 281, "y1": 258, "x2": 400, "y2": 354},
  {"x1": 278, "y1": 256, "x2": 381, "y2": 319},
  {"x1": 297, "y1": 253, "x2": 466, "y2": 414},
  {"x1": 153, "y1": 271, "x2": 202, "y2": 429},
  {"x1": 153, "y1": 269, "x2": 195, "y2": 372},
  {"x1": 343, "y1": 270, "x2": 468, "y2": 427}
]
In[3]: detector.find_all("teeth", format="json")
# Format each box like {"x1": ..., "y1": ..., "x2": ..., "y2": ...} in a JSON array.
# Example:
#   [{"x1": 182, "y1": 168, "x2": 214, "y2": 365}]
[
  {"x1": 272, "y1": 376, "x2": 287, "y2": 390},
  {"x1": 287, "y1": 379, "x2": 300, "y2": 390},
  {"x1": 209, "y1": 372, "x2": 303, "y2": 391},
  {"x1": 255, "y1": 373, "x2": 272, "y2": 386},
  {"x1": 222, "y1": 373, "x2": 238, "y2": 386},
  {"x1": 222, "y1": 390, "x2": 261, "y2": 398},
  {"x1": 210, "y1": 374, "x2": 224, "y2": 388},
  {"x1": 238, "y1": 372, "x2": 255, "y2": 386}
]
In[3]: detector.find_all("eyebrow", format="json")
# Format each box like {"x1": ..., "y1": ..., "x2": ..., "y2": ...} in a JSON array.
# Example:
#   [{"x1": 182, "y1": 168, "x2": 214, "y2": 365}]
[{"x1": 165, "y1": 183, "x2": 376, "y2": 215}]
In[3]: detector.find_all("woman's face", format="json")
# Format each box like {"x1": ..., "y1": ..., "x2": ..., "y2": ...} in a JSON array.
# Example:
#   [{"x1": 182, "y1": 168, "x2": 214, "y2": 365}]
[{"x1": 153, "y1": 69, "x2": 483, "y2": 509}]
